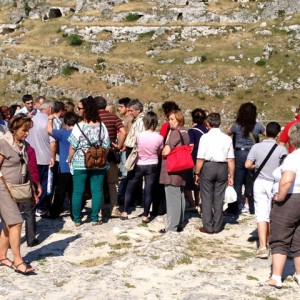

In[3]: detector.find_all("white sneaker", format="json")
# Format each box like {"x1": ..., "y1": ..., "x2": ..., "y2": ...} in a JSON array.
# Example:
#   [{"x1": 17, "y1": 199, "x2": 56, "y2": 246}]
[
  {"x1": 241, "y1": 204, "x2": 249, "y2": 214},
  {"x1": 35, "y1": 209, "x2": 46, "y2": 217}
]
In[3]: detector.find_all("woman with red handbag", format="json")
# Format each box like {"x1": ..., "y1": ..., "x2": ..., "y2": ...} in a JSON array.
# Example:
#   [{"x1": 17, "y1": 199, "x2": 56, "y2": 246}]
[{"x1": 159, "y1": 110, "x2": 191, "y2": 233}]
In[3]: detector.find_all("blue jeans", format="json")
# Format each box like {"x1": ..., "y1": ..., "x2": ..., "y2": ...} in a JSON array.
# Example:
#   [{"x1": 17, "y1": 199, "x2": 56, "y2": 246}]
[
  {"x1": 124, "y1": 164, "x2": 158, "y2": 217},
  {"x1": 72, "y1": 169, "x2": 105, "y2": 223},
  {"x1": 234, "y1": 150, "x2": 249, "y2": 201}
]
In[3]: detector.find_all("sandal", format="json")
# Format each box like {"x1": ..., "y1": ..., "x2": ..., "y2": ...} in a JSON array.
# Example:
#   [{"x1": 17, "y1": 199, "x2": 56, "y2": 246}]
[
  {"x1": 0, "y1": 258, "x2": 14, "y2": 269},
  {"x1": 14, "y1": 262, "x2": 36, "y2": 276},
  {"x1": 265, "y1": 275, "x2": 282, "y2": 289},
  {"x1": 142, "y1": 217, "x2": 151, "y2": 224},
  {"x1": 91, "y1": 220, "x2": 103, "y2": 226},
  {"x1": 159, "y1": 228, "x2": 167, "y2": 234}
]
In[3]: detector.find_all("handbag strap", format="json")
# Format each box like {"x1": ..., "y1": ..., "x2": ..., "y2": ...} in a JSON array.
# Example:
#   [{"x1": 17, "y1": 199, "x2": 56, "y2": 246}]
[
  {"x1": 253, "y1": 143, "x2": 278, "y2": 180},
  {"x1": 76, "y1": 123, "x2": 103, "y2": 147},
  {"x1": 191, "y1": 127, "x2": 205, "y2": 135},
  {"x1": 176, "y1": 129, "x2": 185, "y2": 146}
]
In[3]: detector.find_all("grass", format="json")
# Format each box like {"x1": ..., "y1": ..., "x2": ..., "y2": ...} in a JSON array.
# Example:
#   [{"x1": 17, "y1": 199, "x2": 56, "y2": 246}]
[
  {"x1": 150, "y1": 255, "x2": 160, "y2": 260},
  {"x1": 80, "y1": 257, "x2": 110, "y2": 267},
  {"x1": 110, "y1": 242, "x2": 132, "y2": 250},
  {"x1": 177, "y1": 255, "x2": 192, "y2": 265},
  {"x1": 235, "y1": 250, "x2": 253, "y2": 260},
  {"x1": 125, "y1": 282, "x2": 136, "y2": 288},
  {"x1": 94, "y1": 242, "x2": 107, "y2": 247},
  {"x1": 117, "y1": 235, "x2": 130, "y2": 241},
  {"x1": 58, "y1": 229, "x2": 74, "y2": 234},
  {"x1": 246, "y1": 275, "x2": 259, "y2": 281}
]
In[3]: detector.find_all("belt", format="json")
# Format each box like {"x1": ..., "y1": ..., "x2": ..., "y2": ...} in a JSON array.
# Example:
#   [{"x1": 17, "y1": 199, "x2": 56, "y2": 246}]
[
  {"x1": 235, "y1": 147, "x2": 251, "y2": 151},
  {"x1": 205, "y1": 161, "x2": 227, "y2": 164}
]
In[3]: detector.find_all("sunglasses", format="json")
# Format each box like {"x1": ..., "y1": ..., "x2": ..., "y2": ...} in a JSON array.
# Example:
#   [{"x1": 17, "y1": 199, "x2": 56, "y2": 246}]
[
  {"x1": 77, "y1": 106, "x2": 84, "y2": 110},
  {"x1": 18, "y1": 152, "x2": 25, "y2": 164}
]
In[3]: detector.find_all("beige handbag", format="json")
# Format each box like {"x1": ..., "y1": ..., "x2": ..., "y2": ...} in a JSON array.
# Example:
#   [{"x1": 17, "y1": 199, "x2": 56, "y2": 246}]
[
  {"x1": 0, "y1": 148, "x2": 32, "y2": 203},
  {"x1": 0, "y1": 171, "x2": 32, "y2": 203},
  {"x1": 125, "y1": 146, "x2": 138, "y2": 171},
  {"x1": 6, "y1": 180, "x2": 32, "y2": 203}
]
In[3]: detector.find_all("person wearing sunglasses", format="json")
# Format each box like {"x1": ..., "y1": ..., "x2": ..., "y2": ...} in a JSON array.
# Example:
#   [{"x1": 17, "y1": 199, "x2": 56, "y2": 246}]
[{"x1": 0, "y1": 114, "x2": 36, "y2": 275}]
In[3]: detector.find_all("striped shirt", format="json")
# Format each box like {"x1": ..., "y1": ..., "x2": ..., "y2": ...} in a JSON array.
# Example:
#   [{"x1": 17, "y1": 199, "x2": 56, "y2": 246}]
[{"x1": 99, "y1": 110, "x2": 124, "y2": 145}]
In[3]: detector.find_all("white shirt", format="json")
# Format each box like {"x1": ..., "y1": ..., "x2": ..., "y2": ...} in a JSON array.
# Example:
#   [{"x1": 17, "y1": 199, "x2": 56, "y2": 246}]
[
  {"x1": 14, "y1": 106, "x2": 29, "y2": 115},
  {"x1": 280, "y1": 149, "x2": 300, "y2": 194},
  {"x1": 197, "y1": 128, "x2": 234, "y2": 162}
]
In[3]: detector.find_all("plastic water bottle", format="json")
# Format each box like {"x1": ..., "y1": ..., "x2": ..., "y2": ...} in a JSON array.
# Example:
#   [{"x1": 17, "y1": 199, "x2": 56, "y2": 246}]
[{"x1": 47, "y1": 167, "x2": 53, "y2": 195}]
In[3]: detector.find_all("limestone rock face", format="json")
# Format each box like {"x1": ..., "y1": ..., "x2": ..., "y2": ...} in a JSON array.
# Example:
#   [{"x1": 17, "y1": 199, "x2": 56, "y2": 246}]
[{"x1": 0, "y1": 0, "x2": 299, "y2": 117}]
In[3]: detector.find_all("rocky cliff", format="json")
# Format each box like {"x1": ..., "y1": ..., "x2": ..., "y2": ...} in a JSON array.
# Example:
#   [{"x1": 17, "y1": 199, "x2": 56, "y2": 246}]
[{"x1": 0, "y1": 0, "x2": 299, "y2": 119}]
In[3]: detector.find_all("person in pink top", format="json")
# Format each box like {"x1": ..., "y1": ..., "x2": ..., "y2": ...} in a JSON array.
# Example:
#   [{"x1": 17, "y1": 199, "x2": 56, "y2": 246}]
[{"x1": 121, "y1": 112, "x2": 164, "y2": 223}]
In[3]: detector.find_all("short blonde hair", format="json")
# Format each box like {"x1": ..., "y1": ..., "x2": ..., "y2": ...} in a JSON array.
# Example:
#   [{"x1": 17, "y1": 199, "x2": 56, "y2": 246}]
[{"x1": 288, "y1": 123, "x2": 300, "y2": 149}]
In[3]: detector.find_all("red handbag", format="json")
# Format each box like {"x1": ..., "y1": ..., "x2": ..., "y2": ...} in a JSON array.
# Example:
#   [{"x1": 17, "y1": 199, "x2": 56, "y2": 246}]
[{"x1": 166, "y1": 130, "x2": 194, "y2": 173}]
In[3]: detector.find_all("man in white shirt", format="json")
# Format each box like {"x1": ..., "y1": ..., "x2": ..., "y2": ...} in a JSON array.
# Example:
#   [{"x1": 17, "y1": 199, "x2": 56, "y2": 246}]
[
  {"x1": 195, "y1": 113, "x2": 235, "y2": 234},
  {"x1": 15, "y1": 94, "x2": 34, "y2": 116}
]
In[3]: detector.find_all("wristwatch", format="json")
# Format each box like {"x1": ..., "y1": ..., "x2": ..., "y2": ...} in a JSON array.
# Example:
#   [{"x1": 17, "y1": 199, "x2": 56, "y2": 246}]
[{"x1": 193, "y1": 172, "x2": 200, "y2": 176}]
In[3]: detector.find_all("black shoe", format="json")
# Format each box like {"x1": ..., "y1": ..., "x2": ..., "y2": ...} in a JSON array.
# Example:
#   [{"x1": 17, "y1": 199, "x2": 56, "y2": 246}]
[
  {"x1": 177, "y1": 226, "x2": 183, "y2": 232},
  {"x1": 27, "y1": 239, "x2": 40, "y2": 247}
]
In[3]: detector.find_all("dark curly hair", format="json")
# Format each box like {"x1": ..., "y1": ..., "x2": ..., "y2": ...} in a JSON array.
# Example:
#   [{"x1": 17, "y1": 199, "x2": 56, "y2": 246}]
[
  {"x1": 80, "y1": 96, "x2": 101, "y2": 123},
  {"x1": 236, "y1": 102, "x2": 257, "y2": 138},
  {"x1": 162, "y1": 101, "x2": 180, "y2": 117}
]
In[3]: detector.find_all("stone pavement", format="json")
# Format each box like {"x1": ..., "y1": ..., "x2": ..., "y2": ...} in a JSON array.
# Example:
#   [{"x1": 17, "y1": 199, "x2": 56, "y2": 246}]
[{"x1": 0, "y1": 203, "x2": 298, "y2": 299}]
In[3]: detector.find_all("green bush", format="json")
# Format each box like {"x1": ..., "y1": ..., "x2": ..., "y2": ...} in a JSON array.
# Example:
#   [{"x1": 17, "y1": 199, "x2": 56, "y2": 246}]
[
  {"x1": 62, "y1": 65, "x2": 75, "y2": 76},
  {"x1": 125, "y1": 13, "x2": 141, "y2": 22},
  {"x1": 97, "y1": 57, "x2": 106, "y2": 64},
  {"x1": 69, "y1": 34, "x2": 83, "y2": 46},
  {"x1": 256, "y1": 59, "x2": 267, "y2": 66},
  {"x1": 200, "y1": 55, "x2": 207, "y2": 63},
  {"x1": 24, "y1": 2, "x2": 31, "y2": 16},
  {"x1": 139, "y1": 31, "x2": 155, "y2": 39}
]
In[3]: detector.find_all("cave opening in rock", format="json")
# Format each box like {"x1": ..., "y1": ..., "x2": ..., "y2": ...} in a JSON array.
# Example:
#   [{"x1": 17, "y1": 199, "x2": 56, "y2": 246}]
[{"x1": 49, "y1": 8, "x2": 62, "y2": 19}]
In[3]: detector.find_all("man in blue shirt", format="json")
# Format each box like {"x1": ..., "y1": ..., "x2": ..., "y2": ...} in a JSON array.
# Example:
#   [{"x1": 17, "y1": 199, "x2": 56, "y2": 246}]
[{"x1": 46, "y1": 111, "x2": 79, "y2": 219}]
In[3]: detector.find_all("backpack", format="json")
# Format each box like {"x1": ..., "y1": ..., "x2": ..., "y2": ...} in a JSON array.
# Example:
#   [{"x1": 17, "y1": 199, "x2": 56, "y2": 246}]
[{"x1": 76, "y1": 123, "x2": 107, "y2": 168}]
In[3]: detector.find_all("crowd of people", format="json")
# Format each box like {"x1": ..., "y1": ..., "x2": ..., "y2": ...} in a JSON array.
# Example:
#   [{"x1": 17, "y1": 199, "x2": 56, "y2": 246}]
[{"x1": 0, "y1": 96, "x2": 300, "y2": 287}]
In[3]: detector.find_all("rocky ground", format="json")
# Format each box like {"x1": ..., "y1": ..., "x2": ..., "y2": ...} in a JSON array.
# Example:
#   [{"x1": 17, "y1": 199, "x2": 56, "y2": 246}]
[{"x1": 0, "y1": 203, "x2": 298, "y2": 300}]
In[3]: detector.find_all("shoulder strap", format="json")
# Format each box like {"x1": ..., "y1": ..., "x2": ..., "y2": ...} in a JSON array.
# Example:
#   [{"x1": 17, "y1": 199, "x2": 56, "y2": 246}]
[
  {"x1": 254, "y1": 143, "x2": 278, "y2": 179},
  {"x1": 176, "y1": 129, "x2": 185, "y2": 146},
  {"x1": 191, "y1": 127, "x2": 205, "y2": 135},
  {"x1": 76, "y1": 123, "x2": 92, "y2": 146},
  {"x1": 76, "y1": 123, "x2": 103, "y2": 147},
  {"x1": 99, "y1": 122, "x2": 103, "y2": 146}
]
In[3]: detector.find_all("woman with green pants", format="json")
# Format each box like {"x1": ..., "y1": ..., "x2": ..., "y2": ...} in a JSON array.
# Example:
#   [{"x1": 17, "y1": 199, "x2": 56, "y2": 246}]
[{"x1": 68, "y1": 96, "x2": 110, "y2": 227}]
